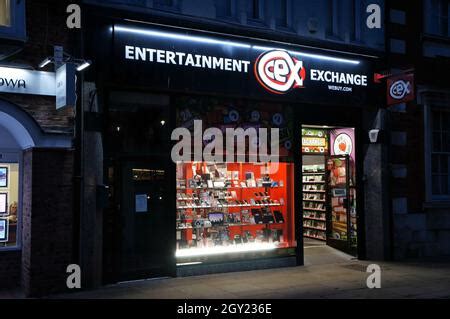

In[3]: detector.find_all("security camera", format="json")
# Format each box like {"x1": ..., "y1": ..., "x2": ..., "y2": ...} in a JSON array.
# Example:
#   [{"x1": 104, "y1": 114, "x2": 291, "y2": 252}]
[{"x1": 369, "y1": 129, "x2": 380, "y2": 143}]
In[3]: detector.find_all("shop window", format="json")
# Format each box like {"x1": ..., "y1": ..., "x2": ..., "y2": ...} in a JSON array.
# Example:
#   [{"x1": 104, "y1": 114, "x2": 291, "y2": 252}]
[
  {"x1": 176, "y1": 161, "x2": 296, "y2": 263},
  {"x1": 0, "y1": 0, "x2": 25, "y2": 41},
  {"x1": 174, "y1": 96, "x2": 296, "y2": 264},
  {"x1": 431, "y1": 109, "x2": 450, "y2": 199},
  {"x1": 0, "y1": 163, "x2": 19, "y2": 248}
]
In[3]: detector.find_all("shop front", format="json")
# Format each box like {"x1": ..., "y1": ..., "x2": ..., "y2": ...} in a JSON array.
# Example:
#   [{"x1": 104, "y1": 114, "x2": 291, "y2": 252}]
[{"x1": 86, "y1": 20, "x2": 380, "y2": 284}]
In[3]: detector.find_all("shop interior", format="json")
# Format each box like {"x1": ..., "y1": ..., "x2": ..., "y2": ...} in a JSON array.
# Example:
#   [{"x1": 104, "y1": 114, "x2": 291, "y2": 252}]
[
  {"x1": 301, "y1": 126, "x2": 358, "y2": 260},
  {"x1": 175, "y1": 161, "x2": 296, "y2": 264},
  {"x1": 0, "y1": 163, "x2": 19, "y2": 247}
]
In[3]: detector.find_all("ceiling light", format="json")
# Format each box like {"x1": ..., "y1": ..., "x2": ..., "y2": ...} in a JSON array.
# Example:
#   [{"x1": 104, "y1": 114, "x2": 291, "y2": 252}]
[
  {"x1": 76, "y1": 60, "x2": 91, "y2": 71},
  {"x1": 38, "y1": 57, "x2": 52, "y2": 69}
]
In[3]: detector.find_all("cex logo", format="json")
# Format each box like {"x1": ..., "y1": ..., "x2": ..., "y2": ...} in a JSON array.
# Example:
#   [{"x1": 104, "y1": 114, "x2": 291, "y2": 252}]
[
  {"x1": 389, "y1": 80, "x2": 411, "y2": 100},
  {"x1": 255, "y1": 50, "x2": 306, "y2": 94}
]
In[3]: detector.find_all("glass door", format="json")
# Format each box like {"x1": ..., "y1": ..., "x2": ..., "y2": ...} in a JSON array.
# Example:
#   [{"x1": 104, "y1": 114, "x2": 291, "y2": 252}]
[{"x1": 325, "y1": 155, "x2": 356, "y2": 255}]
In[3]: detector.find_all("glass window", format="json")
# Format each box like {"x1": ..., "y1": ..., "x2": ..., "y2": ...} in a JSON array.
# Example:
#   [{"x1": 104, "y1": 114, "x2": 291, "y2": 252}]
[
  {"x1": 431, "y1": 109, "x2": 450, "y2": 198},
  {"x1": 426, "y1": 0, "x2": 449, "y2": 36},
  {"x1": 247, "y1": 0, "x2": 263, "y2": 21},
  {"x1": 0, "y1": 0, "x2": 10, "y2": 26},
  {"x1": 216, "y1": 0, "x2": 234, "y2": 18},
  {"x1": 155, "y1": 0, "x2": 174, "y2": 6},
  {"x1": 174, "y1": 96, "x2": 296, "y2": 264},
  {"x1": 0, "y1": 163, "x2": 19, "y2": 248},
  {"x1": 176, "y1": 161, "x2": 296, "y2": 263},
  {"x1": 275, "y1": 0, "x2": 288, "y2": 28}
]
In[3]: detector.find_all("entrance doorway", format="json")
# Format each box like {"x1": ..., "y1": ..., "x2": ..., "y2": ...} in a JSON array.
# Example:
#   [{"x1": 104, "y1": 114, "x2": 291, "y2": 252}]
[
  {"x1": 117, "y1": 161, "x2": 173, "y2": 281},
  {"x1": 301, "y1": 126, "x2": 358, "y2": 263}
]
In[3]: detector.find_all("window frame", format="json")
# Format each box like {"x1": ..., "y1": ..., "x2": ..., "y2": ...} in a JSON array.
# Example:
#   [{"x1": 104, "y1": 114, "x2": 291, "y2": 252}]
[
  {"x1": 153, "y1": 0, "x2": 180, "y2": 12},
  {"x1": 425, "y1": 0, "x2": 450, "y2": 37},
  {"x1": 246, "y1": 0, "x2": 265, "y2": 24},
  {"x1": 424, "y1": 96, "x2": 450, "y2": 203},
  {"x1": 215, "y1": 0, "x2": 238, "y2": 22},
  {"x1": 0, "y1": 0, "x2": 26, "y2": 41},
  {"x1": 0, "y1": 150, "x2": 23, "y2": 251}
]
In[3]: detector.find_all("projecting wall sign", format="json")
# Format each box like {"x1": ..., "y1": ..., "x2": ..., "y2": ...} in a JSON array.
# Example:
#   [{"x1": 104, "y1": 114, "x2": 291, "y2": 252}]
[{"x1": 112, "y1": 24, "x2": 375, "y2": 106}]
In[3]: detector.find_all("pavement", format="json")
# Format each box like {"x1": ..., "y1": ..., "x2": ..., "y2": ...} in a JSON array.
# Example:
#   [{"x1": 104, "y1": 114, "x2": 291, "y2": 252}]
[{"x1": 2, "y1": 242, "x2": 450, "y2": 299}]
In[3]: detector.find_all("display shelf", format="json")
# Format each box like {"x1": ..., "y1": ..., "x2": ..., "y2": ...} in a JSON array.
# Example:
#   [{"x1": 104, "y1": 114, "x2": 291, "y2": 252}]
[
  {"x1": 176, "y1": 186, "x2": 281, "y2": 191},
  {"x1": 303, "y1": 234, "x2": 326, "y2": 241},
  {"x1": 303, "y1": 225, "x2": 326, "y2": 231},
  {"x1": 302, "y1": 190, "x2": 326, "y2": 193},
  {"x1": 177, "y1": 203, "x2": 283, "y2": 210},
  {"x1": 302, "y1": 172, "x2": 326, "y2": 175},
  {"x1": 177, "y1": 222, "x2": 285, "y2": 231},
  {"x1": 303, "y1": 216, "x2": 326, "y2": 222},
  {"x1": 303, "y1": 207, "x2": 326, "y2": 212},
  {"x1": 302, "y1": 199, "x2": 326, "y2": 203},
  {"x1": 302, "y1": 181, "x2": 325, "y2": 184}
]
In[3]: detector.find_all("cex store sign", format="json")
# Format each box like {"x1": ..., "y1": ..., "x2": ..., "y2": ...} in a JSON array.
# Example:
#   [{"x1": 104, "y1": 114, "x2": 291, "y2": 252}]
[
  {"x1": 387, "y1": 73, "x2": 415, "y2": 105},
  {"x1": 112, "y1": 24, "x2": 375, "y2": 107}
]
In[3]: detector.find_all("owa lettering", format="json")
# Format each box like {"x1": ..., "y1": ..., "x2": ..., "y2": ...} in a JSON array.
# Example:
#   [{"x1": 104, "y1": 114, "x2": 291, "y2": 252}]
[{"x1": 0, "y1": 78, "x2": 26, "y2": 89}]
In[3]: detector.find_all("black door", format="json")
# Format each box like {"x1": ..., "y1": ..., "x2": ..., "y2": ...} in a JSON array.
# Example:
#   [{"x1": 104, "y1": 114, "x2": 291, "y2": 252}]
[{"x1": 117, "y1": 159, "x2": 174, "y2": 281}]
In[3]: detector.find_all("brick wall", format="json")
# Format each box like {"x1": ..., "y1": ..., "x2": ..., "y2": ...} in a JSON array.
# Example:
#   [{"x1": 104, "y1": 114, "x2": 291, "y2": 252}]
[
  {"x1": 21, "y1": 148, "x2": 74, "y2": 297},
  {"x1": 390, "y1": 101, "x2": 450, "y2": 260},
  {"x1": 0, "y1": 250, "x2": 21, "y2": 289},
  {"x1": 0, "y1": 0, "x2": 76, "y2": 134}
]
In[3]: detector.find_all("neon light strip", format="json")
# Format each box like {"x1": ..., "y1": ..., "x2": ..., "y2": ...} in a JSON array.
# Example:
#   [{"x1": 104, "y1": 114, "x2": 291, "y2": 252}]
[
  {"x1": 252, "y1": 45, "x2": 360, "y2": 65},
  {"x1": 176, "y1": 242, "x2": 278, "y2": 258},
  {"x1": 114, "y1": 25, "x2": 361, "y2": 64},
  {"x1": 114, "y1": 25, "x2": 252, "y2": 49}
]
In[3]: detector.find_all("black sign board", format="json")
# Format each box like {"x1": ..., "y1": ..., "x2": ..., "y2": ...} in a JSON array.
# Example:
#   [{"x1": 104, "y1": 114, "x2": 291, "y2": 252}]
[{"x1": 112, "y1": 23, "x2": 375, "y2": 106}]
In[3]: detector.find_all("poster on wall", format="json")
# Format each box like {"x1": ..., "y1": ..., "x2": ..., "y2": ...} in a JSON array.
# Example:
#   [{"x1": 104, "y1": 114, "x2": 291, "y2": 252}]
[
  {"x1": 302, "y1": 128, "x2": 328, "y2": 154},
  {"x1": 330, "y1": 129, "x2": 355, "y2": 162},
  {"x1": 0, "y1": 167, "x2": 7, "y2": 188},
  {"x1": 135, "y1": 194, "x2": 148, "y2": 213},
  {"x1": 0, "y1": 219, "x2": 8, "y2": 242},
  {"x1": 0, "y1": 193, "x2": 7, "y2": 215},
  {"x1": 330, "y1": 128, "x2": 356, "y2": 186}
]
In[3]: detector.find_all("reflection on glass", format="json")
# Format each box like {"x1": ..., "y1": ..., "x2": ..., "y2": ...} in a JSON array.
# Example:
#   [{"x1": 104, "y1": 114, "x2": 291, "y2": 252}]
[
  {"x1": 0, "y1": 163, "x2": 19, "y2": 248},
  {"x1": 327, "y1": 157, "x2": 348, "y2": 241},
  {"x1": 0, "y1": 0, "x2": 10, "y2": 26}
]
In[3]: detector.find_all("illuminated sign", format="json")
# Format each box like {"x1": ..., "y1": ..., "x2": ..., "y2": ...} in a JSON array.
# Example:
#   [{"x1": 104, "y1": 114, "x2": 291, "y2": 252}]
[
  {"x1": 387, "y1": 73, "x2": 415, "y2": 105},
  {"x1": 111, "y1": 24, "x2": 374, "y2": 106},
  {"x1": 0, "y1": 67, "x2": 55, "y2": 96}
]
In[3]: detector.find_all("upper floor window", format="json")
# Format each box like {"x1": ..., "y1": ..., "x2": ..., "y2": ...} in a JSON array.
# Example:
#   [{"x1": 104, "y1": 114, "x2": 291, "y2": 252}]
[
  {"x1": 275, "y1": 0, "x2": 288, "y2": 28},
  {"x1": 216, "y1": 0, "x2": 234, "y2": 19},
  {"x1": 0, "y1": 0, "x2": 25, "y2": 41},
  {"x1": 326, "y1": 0, "x2": 340, "y2": 38},
  {"x1": 425, "y1": 0, "x2": 450, "y2": 37},
  {"x1": 431, "y1": 109, "x2": 450, "y2": 199},
  {"x1": 155, "y1": 0, "x2": 173, "y2": 5},
  {"x1": 247, "y1": 0, "x2": 263, "y2": 21}
]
